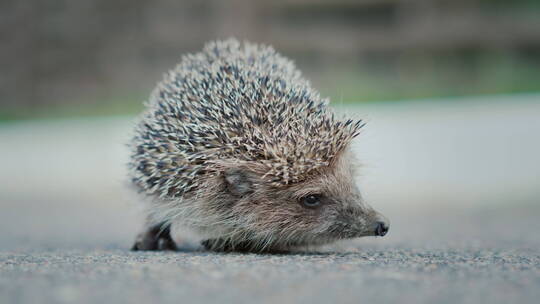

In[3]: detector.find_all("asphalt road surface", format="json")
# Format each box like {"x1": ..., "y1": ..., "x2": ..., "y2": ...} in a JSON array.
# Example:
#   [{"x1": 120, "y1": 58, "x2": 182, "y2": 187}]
[{"x1": 1, "y1": 95, "x2": 539, "y2": 304}]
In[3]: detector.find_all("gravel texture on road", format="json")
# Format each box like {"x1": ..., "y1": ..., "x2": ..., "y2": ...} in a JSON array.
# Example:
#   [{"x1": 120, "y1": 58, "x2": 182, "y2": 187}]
[{"x1": 1, "y1": 247, "x2": 539, "y2": 304}]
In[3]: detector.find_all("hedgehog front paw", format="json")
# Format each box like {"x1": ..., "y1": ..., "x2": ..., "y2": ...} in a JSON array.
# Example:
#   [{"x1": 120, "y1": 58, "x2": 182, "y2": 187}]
[
  {"x1": 131, "y1": 224, "x2": 177, "y2": 251},
  {"x1": 131, "y1": 235, "x2": 177, "y2": 251}
]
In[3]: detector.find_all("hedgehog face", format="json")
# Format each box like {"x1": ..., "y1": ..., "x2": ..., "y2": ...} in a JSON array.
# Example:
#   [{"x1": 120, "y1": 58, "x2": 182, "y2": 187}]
[{"x1": 222, "y1": 153, "x2": 389, "y2": 249}]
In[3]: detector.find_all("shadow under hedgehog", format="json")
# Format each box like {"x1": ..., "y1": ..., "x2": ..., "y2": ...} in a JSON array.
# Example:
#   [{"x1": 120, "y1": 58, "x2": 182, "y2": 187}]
[{"x1": 129, "y1": 39, "x2": 389, "y2": 253}]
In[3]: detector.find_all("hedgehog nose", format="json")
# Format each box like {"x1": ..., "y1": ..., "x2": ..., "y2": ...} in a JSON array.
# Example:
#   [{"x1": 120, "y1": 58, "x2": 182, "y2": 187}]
[{"x1": 374, "y1": 221, "x2": 389, "y2": 237}]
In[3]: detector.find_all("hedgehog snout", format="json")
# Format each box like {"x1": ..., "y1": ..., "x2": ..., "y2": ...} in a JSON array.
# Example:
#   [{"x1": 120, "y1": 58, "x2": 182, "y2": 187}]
[{"x1": 373, "y1": 214, "x2": 390, "y2": 237}]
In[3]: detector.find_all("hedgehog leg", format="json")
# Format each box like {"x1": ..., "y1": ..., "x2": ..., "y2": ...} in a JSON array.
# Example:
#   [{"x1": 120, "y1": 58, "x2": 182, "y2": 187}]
[{"x1": 131, "y1": 223, "x2": 177, "y2": 251}]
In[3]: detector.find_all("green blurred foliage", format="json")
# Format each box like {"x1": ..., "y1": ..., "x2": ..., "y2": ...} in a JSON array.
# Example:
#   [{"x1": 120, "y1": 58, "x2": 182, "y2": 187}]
[
  {"x1": 318, "y1": 51, "x2": 540, "y2": 103},
  {"x1": 2, "y1": 0, "x2": 540, "y2": 121}
]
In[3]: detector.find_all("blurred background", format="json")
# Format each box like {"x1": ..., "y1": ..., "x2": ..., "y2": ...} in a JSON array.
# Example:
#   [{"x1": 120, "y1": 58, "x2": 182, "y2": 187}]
[
  {"x1": 2, "y1": 0, "x2": 540, "y2": 119},
  {"x1": 0, "y1": 0, "x2": 539, "y2": 250}
]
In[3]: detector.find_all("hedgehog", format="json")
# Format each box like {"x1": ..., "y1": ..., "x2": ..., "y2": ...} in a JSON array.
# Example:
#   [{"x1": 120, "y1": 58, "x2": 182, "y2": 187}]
[{"x1": 129, "y1": 39, "x2": 389, "y2": 252}]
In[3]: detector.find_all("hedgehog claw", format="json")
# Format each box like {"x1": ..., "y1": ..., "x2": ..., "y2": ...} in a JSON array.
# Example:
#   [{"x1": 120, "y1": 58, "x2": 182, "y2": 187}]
[{"x1": 131, "y1": 223, "x2": 177, "y2": 251}]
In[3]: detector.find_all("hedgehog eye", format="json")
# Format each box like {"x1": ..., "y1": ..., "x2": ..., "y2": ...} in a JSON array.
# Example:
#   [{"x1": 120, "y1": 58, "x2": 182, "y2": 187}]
[{"x1": 301, "y1": 194, "x2": 322, "y2": 208}]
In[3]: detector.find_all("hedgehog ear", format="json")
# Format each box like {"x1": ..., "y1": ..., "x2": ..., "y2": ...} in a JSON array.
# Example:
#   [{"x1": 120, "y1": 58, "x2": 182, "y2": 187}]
[{"x1": 223, "y1": 168, "x2": 256, "y2": 197}]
